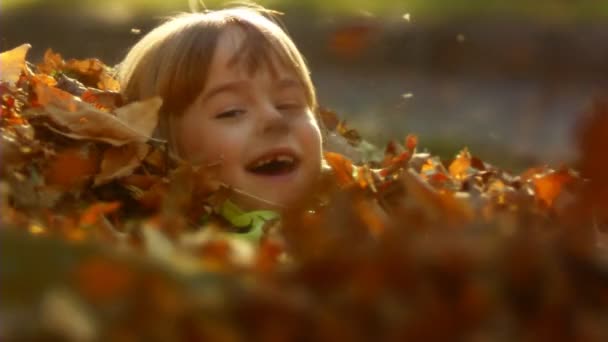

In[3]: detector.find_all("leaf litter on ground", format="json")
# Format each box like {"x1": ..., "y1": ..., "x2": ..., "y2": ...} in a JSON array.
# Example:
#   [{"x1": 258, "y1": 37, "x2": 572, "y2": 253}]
[{"x1": 2, "y1": 44, "x2": 608, "y2": 341}]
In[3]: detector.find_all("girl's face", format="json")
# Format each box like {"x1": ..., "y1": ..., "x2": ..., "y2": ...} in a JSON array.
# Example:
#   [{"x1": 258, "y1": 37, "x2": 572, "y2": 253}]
[{"x1": 175, "y1": 28, "x2": 323, "y2": 209}]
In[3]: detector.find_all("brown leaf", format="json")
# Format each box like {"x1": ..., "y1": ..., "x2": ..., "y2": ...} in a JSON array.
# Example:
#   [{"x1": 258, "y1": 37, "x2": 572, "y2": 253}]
[
  {"x1": 318, "y1": 107, "x2": 340, "y2": 131},
  {"x1": 30, "y1": 81, "x2": 161, "y2": 145},
  {"x1": 94, "y1": 143, "x2": 149, "y2": 186},
  {"x1": 0, "y1": 44, "x2": 31, "y2": 85}
]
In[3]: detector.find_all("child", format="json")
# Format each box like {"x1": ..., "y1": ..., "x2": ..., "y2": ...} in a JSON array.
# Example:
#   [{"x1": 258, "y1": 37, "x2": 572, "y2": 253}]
[{"x1": 118, "y1": 5, "x2": 324, "y2": 210}]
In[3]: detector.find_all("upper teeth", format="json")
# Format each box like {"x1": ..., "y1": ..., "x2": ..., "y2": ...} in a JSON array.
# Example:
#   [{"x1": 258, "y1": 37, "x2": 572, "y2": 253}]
[{"x1": 251, "y1": 155, "x2": 294, "y2": 169}]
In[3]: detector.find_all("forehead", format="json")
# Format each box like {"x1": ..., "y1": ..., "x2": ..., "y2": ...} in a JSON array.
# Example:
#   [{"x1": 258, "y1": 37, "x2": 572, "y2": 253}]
[{"x1": 210, "y1": 25, "x2": 296, "y2": 80}]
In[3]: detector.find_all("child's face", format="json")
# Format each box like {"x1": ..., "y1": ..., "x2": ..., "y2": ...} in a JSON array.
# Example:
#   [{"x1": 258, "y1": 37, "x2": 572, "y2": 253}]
[{"x1": 175, "y1": 28, "x2": 323, "y2": 208}]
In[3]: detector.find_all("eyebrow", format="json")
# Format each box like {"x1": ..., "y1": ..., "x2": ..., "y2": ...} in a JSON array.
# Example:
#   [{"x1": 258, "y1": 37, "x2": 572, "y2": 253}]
[
  {"x1": 199, "y1": 81, "x2": 248, "y2": 104},
  {"x1": 199, "y1": 78, "x2": 304, "y2": 103}
]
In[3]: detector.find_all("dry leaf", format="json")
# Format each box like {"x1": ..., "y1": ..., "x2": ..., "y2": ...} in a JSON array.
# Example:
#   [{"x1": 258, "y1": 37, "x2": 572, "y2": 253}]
[
  {"x1": 30, "y1": 81, "x2": 161, "y2": 145},
  {"x1": 94, "y1": 143, "x2": 149, "y2": 186},
  {"x1": 324, "y1": 152, "x2": 355, "y2": 186},
  {"x1": 0, "y1": 44, "x2": 31, "y2": 84},
  {"x1": 449, "y1": 148, "x2": 472, "y2": 180},
  {"x1": 533, "y1": 169, "x2": 574, "y2": 208},
  {"x1": 79, "y1": 201, "x2": 121, "y2": 226},
  {"x1": 37, "y1": 49, "x2": 65, "y2": 75},
  {"x1": 44, "y1": 144, "x2": 100, "y2": 189}
]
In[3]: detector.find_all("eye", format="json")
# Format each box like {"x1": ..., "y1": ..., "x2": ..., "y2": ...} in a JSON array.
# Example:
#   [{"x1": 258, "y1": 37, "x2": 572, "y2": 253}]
[{"x1": 215, "y1": 109, "x2": 245, "y2": 119}]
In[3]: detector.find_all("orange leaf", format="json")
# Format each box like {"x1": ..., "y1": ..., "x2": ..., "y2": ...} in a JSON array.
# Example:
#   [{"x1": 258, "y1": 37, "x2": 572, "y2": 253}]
[
  {"x1": 37, "y1": 49, "x2": 65, "y2": 75},
  {"x1": 45, "y1": 145, "x2": 100, "y2": 189},
  {"x1": 324, "y1": 152, "x2": 355, "y2": 186},
  {"x1": 533, "y1": 169, "x2": 575, "y2": 208},
  {"x1": 79, "y1": 201, "x2": 121, "y2": 226},
  {"x1": 405, "y1": 134, "x2": 418, "y2": 151},
  {"x1": 449, "y1": 148, "x2": 472, "y2": 180}
]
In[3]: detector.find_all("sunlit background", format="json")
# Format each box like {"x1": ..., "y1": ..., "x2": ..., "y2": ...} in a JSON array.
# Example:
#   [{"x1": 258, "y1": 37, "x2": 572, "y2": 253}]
[{"x1": 3, "y1": 0, "x2": 608, "y2": 170}]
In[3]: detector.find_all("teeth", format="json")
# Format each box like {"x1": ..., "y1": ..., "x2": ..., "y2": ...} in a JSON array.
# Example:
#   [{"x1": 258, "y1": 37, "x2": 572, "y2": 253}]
[{"x1": 251, "y1": 154, "x2": 294, "y2": 169}]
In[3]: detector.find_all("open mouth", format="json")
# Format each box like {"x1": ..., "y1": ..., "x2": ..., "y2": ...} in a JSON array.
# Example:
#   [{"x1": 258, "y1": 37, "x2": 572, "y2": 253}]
[{"x1": 245, "y1": 153, "x2": 299, "y2": 176}]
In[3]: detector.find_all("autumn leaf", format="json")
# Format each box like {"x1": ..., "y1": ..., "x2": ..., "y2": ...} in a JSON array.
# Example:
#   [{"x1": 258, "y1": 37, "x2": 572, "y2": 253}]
[
  {"x1": 29, "y1": 81, "x2": 161, "y2": 145},
  {"x1": 37, "y1": 49, "x2": 65, "y2": 75},
  {"x1": 405, "y1": 134, "x2": 418, "y2": 152},
  {"x1": 94, "y1": 143, "x2": 149, "y2": 186},
  {"x1": 449, "y1": 148, "x2": 473, "y2": 180},
  {"x1": 79, "y1": 201, "x2": 121, "y2": 226},
  {"x1": 37, "y1": 49, "x2": 120, "y2": 91},
  {"x1": 324, "y1": 151, "x2": 355, "y2": 186},
  {"x1": 44, "y1": 144, "x2": 100, "y2": 189},
  {"x1": 329, "y1": 22, "x2": 377, "y2": 59},
  {"x1": 533, "y1": 169, "x2": 575, "y2": 208},
  {"x1": 0, "y1": 44, "x2": 31, "y2": 85}
]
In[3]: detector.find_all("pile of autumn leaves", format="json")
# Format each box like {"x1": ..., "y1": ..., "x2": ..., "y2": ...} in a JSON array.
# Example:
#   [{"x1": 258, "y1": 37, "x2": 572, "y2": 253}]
[{"x1": 2, "y1": 44, "x2": 608, "y2": 341}]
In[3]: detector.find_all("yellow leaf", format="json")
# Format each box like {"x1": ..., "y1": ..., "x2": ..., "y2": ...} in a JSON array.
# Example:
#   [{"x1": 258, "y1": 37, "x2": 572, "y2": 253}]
[
  {"x1": 0, "y1": 44, "x2": 31, "y2": 84},
  {"x1": 449, "y1": 148, "x2": 472, "y2": 180}
]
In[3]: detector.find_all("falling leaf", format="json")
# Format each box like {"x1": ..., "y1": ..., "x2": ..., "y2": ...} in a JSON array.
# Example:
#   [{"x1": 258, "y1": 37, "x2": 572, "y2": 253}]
[
  {"x1": 318, "y1": 107, "x2": 340, "y2": 131},
  {"x1": 0, "y1": 44, "x2": 31, "y2": 85},
  {"x1": 94, "y1": 143, "x2": 149, "y2": 186},
  {"x1": 328, "y1": 23, "x2": 377, "y2": 59}
]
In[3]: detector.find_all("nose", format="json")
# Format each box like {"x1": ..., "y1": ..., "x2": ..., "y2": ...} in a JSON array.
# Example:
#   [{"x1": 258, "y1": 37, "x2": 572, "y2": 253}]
[{"x1": 257, "y1": 104, "x2": 289, "y2": 136}]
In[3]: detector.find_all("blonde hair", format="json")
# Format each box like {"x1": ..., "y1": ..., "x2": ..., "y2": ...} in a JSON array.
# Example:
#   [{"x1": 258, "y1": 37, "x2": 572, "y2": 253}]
[{"x1": 118, "y1": 5, "x2": 317, "y2": 144}]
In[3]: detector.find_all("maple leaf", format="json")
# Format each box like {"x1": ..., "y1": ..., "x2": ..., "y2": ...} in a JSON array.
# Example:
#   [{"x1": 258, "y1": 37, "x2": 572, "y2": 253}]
[{"x1": 0, "y1": 44, "x2": 31, "y2": 85}]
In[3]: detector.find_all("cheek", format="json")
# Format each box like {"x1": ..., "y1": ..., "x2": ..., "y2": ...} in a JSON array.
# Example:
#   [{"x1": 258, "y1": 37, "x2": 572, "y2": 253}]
[
  {"x1": 177, "y1": 117, "x2": 248, "y2": 170},
  {"x1": 297, "y1": 119, "x2": 323, "y2": 162}
]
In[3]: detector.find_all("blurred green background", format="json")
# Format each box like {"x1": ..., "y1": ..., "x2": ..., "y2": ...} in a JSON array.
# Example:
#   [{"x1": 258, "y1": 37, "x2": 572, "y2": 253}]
[{"x1": 3, "y1": 0, "x2": 608, "y2": 170}]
